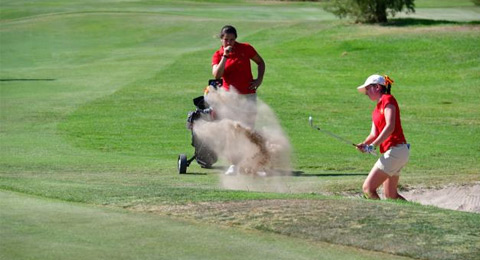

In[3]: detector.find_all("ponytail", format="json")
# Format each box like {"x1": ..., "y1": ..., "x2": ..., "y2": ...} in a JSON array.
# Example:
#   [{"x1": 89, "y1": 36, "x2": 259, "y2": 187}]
[{"x1": 383, "y1": 75, "x2": 394, "y2": 94}]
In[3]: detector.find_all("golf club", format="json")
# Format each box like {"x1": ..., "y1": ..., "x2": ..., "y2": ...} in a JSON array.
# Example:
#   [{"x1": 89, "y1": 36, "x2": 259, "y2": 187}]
[
  {"x1": 309, "y1": 116, "x2": 356, "y2": 146},
  {"x1": 308, "y1": 116, "x2": 377, "y2": 156}
]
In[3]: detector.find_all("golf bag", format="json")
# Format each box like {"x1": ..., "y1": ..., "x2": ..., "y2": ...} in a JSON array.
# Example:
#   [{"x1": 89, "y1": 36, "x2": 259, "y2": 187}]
[{"x1": 177, "y1": 80, "x2": 222, "y2": 174}]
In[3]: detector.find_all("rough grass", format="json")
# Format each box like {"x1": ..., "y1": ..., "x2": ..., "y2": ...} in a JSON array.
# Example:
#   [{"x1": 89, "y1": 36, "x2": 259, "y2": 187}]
[
  {"x1": 135, "y1": 198, "x2": 480, "y2": 260},
  {"x1": 3, "y1": 191, "x2": 415, "y2": 260}
]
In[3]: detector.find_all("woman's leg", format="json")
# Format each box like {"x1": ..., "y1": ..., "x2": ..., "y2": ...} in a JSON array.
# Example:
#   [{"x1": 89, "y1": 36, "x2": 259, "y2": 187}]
[
  {"x1": 362, "y1": 167, "x2": 389, "y2": 199},
  {"x1": 383, "y1": 175, "x2": 406, "y2": 200}
]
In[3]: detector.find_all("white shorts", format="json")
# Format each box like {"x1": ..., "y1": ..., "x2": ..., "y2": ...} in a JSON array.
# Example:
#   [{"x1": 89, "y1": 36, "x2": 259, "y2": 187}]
[{"x1": 374, "y1": 144, "x2": 410, "y2": 176}]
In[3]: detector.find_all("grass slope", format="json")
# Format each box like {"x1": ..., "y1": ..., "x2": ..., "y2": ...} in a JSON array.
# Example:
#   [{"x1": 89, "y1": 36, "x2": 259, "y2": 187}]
[{"x1": 2, "y1": 191, "x2": 413, "y2": 260}]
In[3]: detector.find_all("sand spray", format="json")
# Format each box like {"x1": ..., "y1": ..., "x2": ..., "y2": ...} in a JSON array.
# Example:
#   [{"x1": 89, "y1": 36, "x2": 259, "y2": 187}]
[{"x1": 193, "y1": 86, "x2": 292, "y2": 191}]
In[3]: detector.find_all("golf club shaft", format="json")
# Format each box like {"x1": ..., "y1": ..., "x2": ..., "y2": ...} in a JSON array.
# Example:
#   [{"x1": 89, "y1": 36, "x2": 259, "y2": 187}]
[
  {"x1": 309, "y1": 116, "x2": 357, "y2": 147},
  {"x1": 309, "y1": 116, "x2": 377, "y2": 156},
  {"x1": 312, "y1": 125, "x2": 356, "y2": 146}
]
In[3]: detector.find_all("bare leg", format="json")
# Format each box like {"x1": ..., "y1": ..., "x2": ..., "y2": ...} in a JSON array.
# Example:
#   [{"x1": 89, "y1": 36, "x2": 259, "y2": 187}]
[
  {"x1": 362, "y1": 167, "x2": 389, "y2": 199},
  {"x1": 383, "y1": 175, "x2": 406, "y2": 200}
]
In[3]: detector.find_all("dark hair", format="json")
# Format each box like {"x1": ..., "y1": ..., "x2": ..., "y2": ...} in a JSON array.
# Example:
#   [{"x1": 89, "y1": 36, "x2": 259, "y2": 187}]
[
  {"x1": 381, "y1": 75, "x2": 394, "y2": 94},
  {"x1": 380, "y1": 84, "x2": 391, "y2": 94},
  {"x1": 219, "y1": 25, "x2": 237, "y2": 39}
]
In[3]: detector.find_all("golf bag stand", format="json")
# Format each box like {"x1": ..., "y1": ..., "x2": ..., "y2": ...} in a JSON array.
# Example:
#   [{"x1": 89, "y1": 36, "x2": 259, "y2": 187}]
[{"x1": 178, "y1": 79, "x2": 222, "y2": 174}]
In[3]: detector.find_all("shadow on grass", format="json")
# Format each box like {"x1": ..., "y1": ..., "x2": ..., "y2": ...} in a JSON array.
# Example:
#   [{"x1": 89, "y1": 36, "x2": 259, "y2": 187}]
[
  {"x1": 292, "y1": 171, "x2": 367, "y2": 177},
  {"x1": 183, "y1": 169, "x2": 368, "y2": 177},
  {"x1": 383, "y1": 18, "x2": 480, "y2": 27},
  {"x1": 182, "y1": 172, "x2": 208, "y2": 176},
  {"x1": 183, "y1": 165, "x2": 225, "y2": 175},
  {"x1": 0, "y1": 78, "x2": 56, "y2": 81}
]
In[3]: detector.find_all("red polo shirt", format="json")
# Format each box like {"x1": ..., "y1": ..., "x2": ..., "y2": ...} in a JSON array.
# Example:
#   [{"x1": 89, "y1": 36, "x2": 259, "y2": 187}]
[
  {"x1": 212, "y1": 42, "x2": 257, "y2": 94},
  {"x1": 372, "y1": 94, "x2": 407, "y2": 153}
]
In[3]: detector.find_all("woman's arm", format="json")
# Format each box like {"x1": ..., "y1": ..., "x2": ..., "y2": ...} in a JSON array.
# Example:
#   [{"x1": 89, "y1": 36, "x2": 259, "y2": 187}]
[
  {"x1": 212, "y1": 56, "x2": 228, "y2": 79},
  {"x1": 357, "y1": 122, "x2": 377, "y2": 152},
  {"x1": 249, "y1": 54, "x2": 265, "y2": 89},
  {"x1": 371, "y1": 104, "x2": 396, "y2": 147},
  {"x1": 212, "y1": 46, "x2": 232, "y2": 79},
  {"x1": 364, "y1": 122, "x2": 378, "y2": 144}
]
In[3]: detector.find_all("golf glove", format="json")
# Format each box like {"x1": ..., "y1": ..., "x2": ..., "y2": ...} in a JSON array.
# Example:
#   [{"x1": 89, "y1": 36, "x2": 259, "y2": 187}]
[{"x1": 364, "y1": 144, "x2": 376, "y2": 155}]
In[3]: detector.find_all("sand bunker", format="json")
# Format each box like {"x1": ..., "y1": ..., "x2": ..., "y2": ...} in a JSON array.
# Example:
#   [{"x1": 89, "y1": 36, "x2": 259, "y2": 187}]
[{"x1": 403, "y1": 184, "x2": 480, "y2": 213}]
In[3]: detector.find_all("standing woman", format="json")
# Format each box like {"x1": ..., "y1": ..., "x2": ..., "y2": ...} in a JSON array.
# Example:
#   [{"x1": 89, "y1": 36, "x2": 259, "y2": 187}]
[
  {"x1": 356, "y1": 75, "x2": 409, "y2": 200},
  {"x1": 211, "y1": 25, "x2": 266, "y2": 175},
  {"x1": 212, "y1": 25, "x2": 265, "y2": 128},
  {"x1": 212, "y1": 25, "x2": 265, "y2": 98}
]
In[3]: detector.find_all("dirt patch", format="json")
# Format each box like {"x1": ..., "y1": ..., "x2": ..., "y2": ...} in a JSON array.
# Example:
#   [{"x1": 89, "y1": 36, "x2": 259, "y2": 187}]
[
  {"x1": 132, "y1": 199, "x2": 330, "y2": 226},
  {"x1": 402, "y1": 184, "x2": 480, "y2": 213}
]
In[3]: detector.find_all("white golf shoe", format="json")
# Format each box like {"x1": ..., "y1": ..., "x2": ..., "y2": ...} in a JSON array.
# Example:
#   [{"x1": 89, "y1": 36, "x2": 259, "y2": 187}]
[
  {"x1": 225, "y1": 165, "x2": 237, "y2": 175},
  {"x1": 256, "y1": 171, "x2": 267, "y2": 177}
]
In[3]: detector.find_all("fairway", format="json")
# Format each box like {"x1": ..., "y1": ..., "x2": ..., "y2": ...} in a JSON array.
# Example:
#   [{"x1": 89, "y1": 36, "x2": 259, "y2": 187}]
[{"x1": 1, "y1": 0, "x2": 479, "y2": 259}]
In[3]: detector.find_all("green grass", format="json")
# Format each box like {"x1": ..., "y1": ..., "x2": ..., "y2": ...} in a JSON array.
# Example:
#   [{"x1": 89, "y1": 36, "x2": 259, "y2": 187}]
[
  {"x1": 1, "y1": 0, "x2": 480, "y2": 259},
  {"x1": 2, "y1": 191, "x2": 412, "y2": 260},
  {"x1": 157, "y1": 198, "x2": 480, "y2": 260}
]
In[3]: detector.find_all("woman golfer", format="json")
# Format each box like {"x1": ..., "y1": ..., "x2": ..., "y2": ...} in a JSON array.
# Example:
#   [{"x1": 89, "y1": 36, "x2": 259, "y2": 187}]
[
  {"x1": 356, "y1": 75, "x2": 409, "y2": 200},
  {"x1": 211, "y1": 25, "x2": 266, "y2": 175}
]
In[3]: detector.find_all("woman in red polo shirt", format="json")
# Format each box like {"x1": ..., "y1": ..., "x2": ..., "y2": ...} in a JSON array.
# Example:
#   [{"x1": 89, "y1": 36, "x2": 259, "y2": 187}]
[
  {"x1": 212, "y1": 25, "x2": 265, "y2": 96},
  {"x1": 356, "y1": 74, "x2": 409, "y2": 200},
  {"x1": 211, "y1": 25, "x2": 266, "y2": 175}
]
